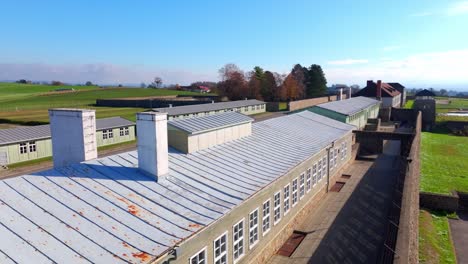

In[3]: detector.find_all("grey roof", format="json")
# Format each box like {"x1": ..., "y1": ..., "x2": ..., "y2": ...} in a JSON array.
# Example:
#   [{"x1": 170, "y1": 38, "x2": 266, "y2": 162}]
[
  {"x1": 0, "y1": 111, "x2": 354, "y2": 264},
  {"x1": 168, "y1": 112, "x2": 253, "y2": 134},
  {"x1": 153, "y1": 99, "x2": 265, "y2": 116},
  {"x1": 314, "y1": 96, "x2": 380, "y2": 116},
  {"x1": 0, "y1": 117, "x2": 135, "y2": 146}
]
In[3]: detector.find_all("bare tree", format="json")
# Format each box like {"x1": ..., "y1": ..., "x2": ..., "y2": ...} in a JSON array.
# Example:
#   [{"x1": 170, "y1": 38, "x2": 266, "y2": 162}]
[{"x1": 153, "y1": 77, "x2": 163, "y2": 88}]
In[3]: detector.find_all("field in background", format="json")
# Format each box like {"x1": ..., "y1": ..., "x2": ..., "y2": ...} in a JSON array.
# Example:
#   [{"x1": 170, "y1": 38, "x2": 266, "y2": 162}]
[
  {"x1": 436, "y1": 97, "x2": 468, "y2": 123},
  {"x1": 419, "y1": 210, "x2": 457, "y2": 264},
  {"x1": 420, "y1": 130, "x2": 468, "y2": 194},
  {"x1": 404, "y1": 100, "x2": 414, "y2": 109},
  {"x1": 0, "y1": 83, "x2": 209, "y2": 125}
]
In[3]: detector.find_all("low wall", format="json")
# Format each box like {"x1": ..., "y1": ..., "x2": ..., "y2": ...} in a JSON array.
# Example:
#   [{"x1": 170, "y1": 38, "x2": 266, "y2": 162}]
[
  {"x1": 287, "y1": 95, "x2": 340, "y2": 112},
  {"x1": 96, "y1": 98, "x2": 213, "y2": 108},
  {"x1": 419, "y1": 192, "x2": 459, "y2": 212},
  {"x1": 391, "y1": 108, "x2": 418, "y2": 125},
  {"x1": 266, "y1": 102, "x2": 281, "y2": 112}
]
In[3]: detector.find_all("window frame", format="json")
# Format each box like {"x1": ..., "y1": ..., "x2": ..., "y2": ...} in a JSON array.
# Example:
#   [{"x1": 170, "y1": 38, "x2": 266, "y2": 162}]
[
  {"x1": 299, "y1": 173, "x2": 305, "y2": 199},
  {"x1": 108, "y1": 129, "x2": 114, "y2": 139},
  {"x1": 262, "y1": 199, "x2": 271, "y2": 236},
  {"x1": 213, "y1": 231, "x2": 228, "y2": 264},
  {"x1": 273, "y1": 191, "x2": 281, "y2": 225},
  {"x1": 306, "y1": 168, "x2": 312, "y2": 192},
  {"x1": 312, "y1": 164, "x2": 318, "y2": 186},
  {"x1": 318, "y1": 160, "x2": 322, "y2": 181},
  {"x1": 189, "y1": 247, "x2": 207, "y2": 264},
  {"x1": 102, "y1": 130, "x2": 108, "y2": 140},
  {"x1": 322, "y1": 156, "x2": 327, "y2": 180},
  {"x1": 19, "y1": 143, "x2": 28, "y2": 154},
  {"x1": 119, "y1": 127, "x2": 124, "y2": 137},
  {"x1": 28, "y1": 141, "x2": 36, "y2": 153},
  {"x1": 283, "y1": 184, "x2": 290, "y2": 216},
  {"x1": 233, "y1": 218, "x2": 245, "y2": 263},
  {"x1": 248, "y1": 208, "x2": 259, "y2": 249},
  {"x1": 292, "y1": 178, "x2": 298, "y2": 207}
]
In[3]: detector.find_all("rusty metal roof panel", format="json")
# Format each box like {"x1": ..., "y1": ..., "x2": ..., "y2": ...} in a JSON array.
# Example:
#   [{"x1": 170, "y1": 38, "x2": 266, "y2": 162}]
[{"x1": 0, "y1": 111, "x2": 354, "y2": 263}]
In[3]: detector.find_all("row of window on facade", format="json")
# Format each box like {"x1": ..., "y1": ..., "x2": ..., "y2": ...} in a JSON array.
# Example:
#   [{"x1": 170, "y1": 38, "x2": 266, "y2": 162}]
[
  {"x1": 102, "y1": 126, "x2": 130, "y2": 140},
  {"x1": 189, "y1": 142, "x2": 348, "y2": 264},
  {"x1": 19, "y1": 141, "x2": 36, "y2": 154}
]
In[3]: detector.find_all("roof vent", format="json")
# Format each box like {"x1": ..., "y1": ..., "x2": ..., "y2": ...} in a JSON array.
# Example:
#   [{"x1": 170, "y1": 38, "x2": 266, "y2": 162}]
[{"x1": 168, "y1": 112, "x2": 253, "y2": 153}]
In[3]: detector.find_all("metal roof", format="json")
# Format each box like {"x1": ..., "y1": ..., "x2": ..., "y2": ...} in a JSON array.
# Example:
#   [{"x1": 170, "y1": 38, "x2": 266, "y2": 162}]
[
  {"x1": 314, "y1": 96, "x2": 381, "y2": 116},
  {"x1": 168, "y1": 112, "x2": 253, "y2": 134},
  {"x1": 0, "y1": 111, "x2": 354, "y2": 263},
  {"x1": 0, "y1": 117, "x2": 135, "y2": 146},
  {"x1": 153, "y1": 99, "x2": 265, "y2": 116}
]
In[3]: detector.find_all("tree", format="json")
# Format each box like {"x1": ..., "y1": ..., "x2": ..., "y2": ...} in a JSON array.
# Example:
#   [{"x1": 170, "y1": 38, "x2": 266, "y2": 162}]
[
  {"x1": 151, "y1": 77, "x2": 163, "y2": 88},
  {"x1": 85, "y1": 81, "x2": 93, "y2": 86},
  {"x1": 217, "y1": 64, "x2": 249, "y2": 100},
  {"x1": 305, "y1": 64, "x2": 327, "y2": 97},
  {"x1": 281, "y1": 74, "x2": 299, "y2": 101},
  {"x1": 16, "y1": 79, "x2": 30, "y2": 84},
  {"x1": 261, "y1": 71, "x2": 277, "y2": 101},
  {"x1": 247, "y1": 66, "x2": 265, "y2": 99},
  {"x1": 218, "y1": 63, "x2": 243, "y2": 81},
  {"x1": 290, "y1": 64, "x2": 307, "y2": 99},
  {"x1": 439, "y1": 89, "x2": 448, "y2": 96},
  {"x1": 51, "y1": 80, "x2": 64, "y2": 86}
]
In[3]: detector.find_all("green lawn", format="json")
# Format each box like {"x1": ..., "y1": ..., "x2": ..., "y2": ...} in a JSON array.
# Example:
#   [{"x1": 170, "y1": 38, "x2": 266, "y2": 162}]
[
  {"x1": 419, "y1": 210, "x2": 457, "y2": 264},
  {"x1": 420, "y1": 131, "x2": 468, "y2": 194},
  {"x1": 0, "y1": 82, "x2": 212, "y2": 124},
  {"x1": 436, "y1": 97, "x2": 468, "y2": 110}
]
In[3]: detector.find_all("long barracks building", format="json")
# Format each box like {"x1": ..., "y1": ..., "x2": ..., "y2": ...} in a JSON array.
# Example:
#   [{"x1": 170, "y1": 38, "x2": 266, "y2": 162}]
[{"x1": 0, "y1": 109, "x2": 355, "y2": 264}]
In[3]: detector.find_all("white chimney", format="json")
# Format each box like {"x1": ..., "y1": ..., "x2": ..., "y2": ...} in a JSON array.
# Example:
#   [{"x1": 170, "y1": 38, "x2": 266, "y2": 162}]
[
  {"x1": 338, "y1": 88, "x2": 343, "y2": 101},
  {"x1": 347, "y1": 87, "x2": 352, "y2": 99},
  {"x1": 137, "y1": 112, "x2": 169, "y2": 179},
  {"x1": 48, "y1": 109, "x2": 97, "y2": 168}
]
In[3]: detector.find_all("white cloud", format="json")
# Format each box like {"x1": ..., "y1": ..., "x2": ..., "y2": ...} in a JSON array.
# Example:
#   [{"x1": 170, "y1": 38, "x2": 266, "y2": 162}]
[
  {"x1": 0, "y1": 63, "x2": 217, "y2": 85},
  {"x1": 327, "y1": 59, "x2": 369, "y2": 65},
  {"x1": 382, "y1": 45, "x2": 401, "y2": 52},
  {"x1": 324, "y1": 49, "x2": 468, "y2": 89},
  {"x1": 446, "y1": 1, "x2": 468, "y2": 15}
]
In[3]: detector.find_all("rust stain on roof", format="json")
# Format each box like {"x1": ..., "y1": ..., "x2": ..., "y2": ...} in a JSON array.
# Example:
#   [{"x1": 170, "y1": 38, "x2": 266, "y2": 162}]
[{"x1": 132, "y1": 252, "x2": 151, "y2": 262}]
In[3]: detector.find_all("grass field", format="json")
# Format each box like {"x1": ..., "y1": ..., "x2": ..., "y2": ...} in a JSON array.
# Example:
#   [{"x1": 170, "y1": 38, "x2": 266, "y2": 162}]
[
  {"x1": 0, "y1": 82, "x2": 209, "y2": 124},
  {"x1": 420, "y1": 130, "x2": 468, "y2": 194},
  {"x1": 404, "y1": 99, "x2": 414, "y2": 109},
  {"x1": 419, "y1": 210, "x2": 457, "y2": 264},
  {"x1": 435, "y1": 97, "x2": 468, "y2": 123}
]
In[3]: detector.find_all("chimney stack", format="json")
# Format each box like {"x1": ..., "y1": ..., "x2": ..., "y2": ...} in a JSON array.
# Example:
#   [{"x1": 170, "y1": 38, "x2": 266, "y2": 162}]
[
  {"x1": 376, "y1": 80, "x2": 382, "y2": 100},
  {"x1": 338, "y1": 88, "x2": 343, "y2": 101},
  {"x1": 49, "y1": 109, "x2": 97, "y2": 168},
  {"x1": 136, "y1": 112, "x2": 169, "y2": 179},
  {"x1": 347, "y1": 86, "x2": 352, "y2": 99}
]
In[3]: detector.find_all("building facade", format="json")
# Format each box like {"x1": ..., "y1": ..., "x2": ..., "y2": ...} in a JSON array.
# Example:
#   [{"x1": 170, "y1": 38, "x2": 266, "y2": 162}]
[
  {"x1": 0, "y1": 117, "x2": 135, "y2": 165},
  {"x1": 355, "y1": 80, "x2": 402, "y2": 108},
  {"x1": 0, "y1": 110, "x2": 355, "y2": 264},
  {"x1": 153, "y1": 99, "x2": 266, "y2": 120}
]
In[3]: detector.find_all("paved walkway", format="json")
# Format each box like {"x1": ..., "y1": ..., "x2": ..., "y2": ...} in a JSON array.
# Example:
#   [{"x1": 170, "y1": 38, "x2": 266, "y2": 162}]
[
  {"x1": 449, "y1": 211, "x2": 468, "y2": 264},
  {"x1": 269, "y1": 140, "x2": 401, "y2": 264}
]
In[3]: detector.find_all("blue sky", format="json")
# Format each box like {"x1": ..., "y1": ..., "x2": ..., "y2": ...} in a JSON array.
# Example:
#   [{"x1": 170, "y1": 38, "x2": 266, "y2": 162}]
[{"x1": 1, "y1": 0, "x2": 468, "y2": 89}]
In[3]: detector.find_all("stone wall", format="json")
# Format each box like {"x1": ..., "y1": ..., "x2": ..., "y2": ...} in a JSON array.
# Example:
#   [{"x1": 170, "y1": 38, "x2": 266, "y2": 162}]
[
  {"x1": 419, "y1": 192, "x2": 459, "y2": 212},
  {"x1": 393, "y1": 112, "x2": 421, "y2": 264}
]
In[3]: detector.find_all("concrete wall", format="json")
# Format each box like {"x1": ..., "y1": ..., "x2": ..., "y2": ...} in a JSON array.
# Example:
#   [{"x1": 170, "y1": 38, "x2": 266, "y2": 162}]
[
  {"x1": 288, "y1": 97, "x2": 330, "y2": 112},
  {"x1": 308, "y1": 103, "x2": 379, "y2": 129},
  {"x1": 413, "y1": 99, "x2": 436, "y2": 131},
  {"x1": 393, "y1": 112, "x2": 421, "y2": 264},
  {"x1": 155, "y1": 133, "x2": 353, "y2": 264},
  {"x1": 169, "y1": 104, "x2": 266, "y2": 120}
]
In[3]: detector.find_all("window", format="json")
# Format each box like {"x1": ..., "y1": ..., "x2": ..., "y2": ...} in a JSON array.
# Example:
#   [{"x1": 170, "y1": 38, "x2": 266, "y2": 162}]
[
  {"x1": 329, "y1": 149, "x2": 334, "y2": 170},
  {"x1": 190, "y1": 248, "x2": 206, "y2": 264},
  {"x1": 233, "y1": 219, "x2": 245, "y2": 262},
  {"x1": 102, "y1": 130, "x2": 108, "y2": 140},
  {"x1": 249, "y1": 209, "x2": 259, "y2": 249},
  {"x1": 283, "y1": 184, "x2": 290, "y2": 215},
  {"x1": 322, "y1": 157, "x2": 327, "y2": 180},
  {"x1": 262, "y1": 200, "x2": 271, "y2": 236},
  {"x1": 306, "y1": 168, "x2": 312, "y2": 192},
  {"x1": 261, "y1": 104, "x2": 265, "y2": 109},
  {"x1": 334, "y1": 148, "x2": 338, "y2": 168},
  {"x1": 108, "y1": 129, "x2": 114, "y2": 139},
  {"x1": 19, "y1": 143, "x2": 28, "y2": 154},
  {"x1": 214, "y1": 232, "x2": 227, "y2": 264},
  {"x1": 120, "y1": 127, "x2": 124, "y2": 137},
  {"x1": 318, "y1": 160, "x2": 322, "y2": 181},
  {"x1": 292, "y1": 178, "x2": 298, "y2": 207},
  {"x1": 341, "y1": 142, "x2": 345, "y2": 160},
  {"x1": 299, "y1": 173, "x2": 305, "y2": 199},
  {"x1": 124, "y1": 127, "x2": 129, "y2": 136},
  {"x1": 273, "y1": 191, "x2": 281, "y2": 225},
  {"x1": 28, "y1": 141, "x2": 36, "y2": 153},
  {"x1": 244, "y1": 106, "x2": 248, "y2": 111},
  {"x1": 312, "y1": 164, "x2": 318, "y2": 186}
]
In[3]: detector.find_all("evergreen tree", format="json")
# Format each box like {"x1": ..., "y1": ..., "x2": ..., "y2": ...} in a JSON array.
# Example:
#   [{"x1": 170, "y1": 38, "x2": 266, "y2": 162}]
[{"x1": 306, "y1": 64, "x2": 328, "y2": 97}]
